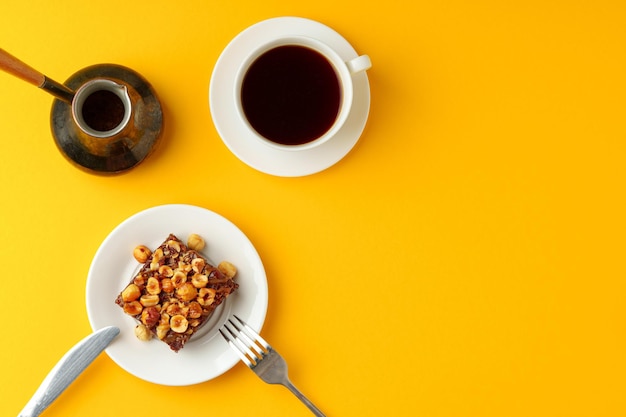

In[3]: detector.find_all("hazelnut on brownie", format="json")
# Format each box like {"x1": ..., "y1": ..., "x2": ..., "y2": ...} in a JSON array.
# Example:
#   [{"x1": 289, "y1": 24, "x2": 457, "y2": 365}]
[{"x1": 115, "y1": 233, "x2": 238, "y2": 352}]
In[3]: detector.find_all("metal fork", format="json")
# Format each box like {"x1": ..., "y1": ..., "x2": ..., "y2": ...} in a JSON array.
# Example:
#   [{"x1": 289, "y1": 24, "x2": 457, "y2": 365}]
[{"x1": 220, "y1": 315, "x2": 326, "y2": 417}]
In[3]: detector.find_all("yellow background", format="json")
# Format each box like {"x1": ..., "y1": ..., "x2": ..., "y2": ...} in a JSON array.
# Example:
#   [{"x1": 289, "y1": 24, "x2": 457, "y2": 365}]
[{"x1": 1, "y1": 1, "x2": 626, "y2": 416}]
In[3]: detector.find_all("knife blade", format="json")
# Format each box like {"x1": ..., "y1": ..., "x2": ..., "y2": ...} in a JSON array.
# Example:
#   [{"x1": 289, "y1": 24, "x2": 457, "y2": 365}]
[{"x1": 18, "y1": 326, "x2": 120, "y2": 417}]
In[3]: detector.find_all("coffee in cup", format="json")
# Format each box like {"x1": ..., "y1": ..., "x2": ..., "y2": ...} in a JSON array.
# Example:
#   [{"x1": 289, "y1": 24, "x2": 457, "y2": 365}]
[{"x1": 235, "y1": 36, "x2": 371, "y2": 151}]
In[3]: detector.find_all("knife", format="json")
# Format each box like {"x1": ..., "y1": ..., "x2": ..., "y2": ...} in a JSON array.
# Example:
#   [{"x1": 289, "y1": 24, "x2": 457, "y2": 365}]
[{"x1": 18, "y1": 326, "x2": 120, "y2": 417}]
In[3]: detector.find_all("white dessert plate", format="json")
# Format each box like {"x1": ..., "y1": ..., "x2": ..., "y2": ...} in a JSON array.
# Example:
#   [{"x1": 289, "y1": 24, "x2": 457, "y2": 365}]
[
  {"x1": 86, "y1": 204, "x2": 268, "y2": 386},
  {"x1": 209, "y1": 16, "x2": 371, "y2": 177}
]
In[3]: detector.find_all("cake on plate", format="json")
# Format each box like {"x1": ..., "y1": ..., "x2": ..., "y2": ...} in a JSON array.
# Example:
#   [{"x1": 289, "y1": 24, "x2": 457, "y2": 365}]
[{"x1": 115, "y1": 233, "x2": 238, "y2": 352}]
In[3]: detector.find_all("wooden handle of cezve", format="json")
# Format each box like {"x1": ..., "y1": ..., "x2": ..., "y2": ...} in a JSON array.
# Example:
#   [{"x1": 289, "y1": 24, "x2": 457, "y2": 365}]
[
  {"x1": 0, "y1": 48, "x2": 74, "y2": 102},
  {"x1": 0, "y1": 48, "x2": 45, "y2": 87}
]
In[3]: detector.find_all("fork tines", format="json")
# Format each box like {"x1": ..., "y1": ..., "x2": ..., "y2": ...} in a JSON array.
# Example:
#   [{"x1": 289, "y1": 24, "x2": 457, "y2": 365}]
[{"x1": 220, "y1": 315, "x2": 271, "y2": 368}]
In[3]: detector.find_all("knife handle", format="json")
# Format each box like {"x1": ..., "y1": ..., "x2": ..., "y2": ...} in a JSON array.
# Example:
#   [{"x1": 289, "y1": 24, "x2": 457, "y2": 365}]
[{"x1": 18, "y1": 326, "x2": 120, "y2": 417}]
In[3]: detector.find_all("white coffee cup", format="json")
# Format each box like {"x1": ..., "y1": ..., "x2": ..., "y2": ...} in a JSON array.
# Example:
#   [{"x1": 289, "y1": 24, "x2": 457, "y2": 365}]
[{"x1": 234, "y1": 36, "x2": 371, "y2": 151}]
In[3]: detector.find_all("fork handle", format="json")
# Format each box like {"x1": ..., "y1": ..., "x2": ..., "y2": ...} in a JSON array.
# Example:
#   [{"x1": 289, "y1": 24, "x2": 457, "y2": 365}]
[{"x1": 283, "y1": 380, "x2": 326, "y2": 417}]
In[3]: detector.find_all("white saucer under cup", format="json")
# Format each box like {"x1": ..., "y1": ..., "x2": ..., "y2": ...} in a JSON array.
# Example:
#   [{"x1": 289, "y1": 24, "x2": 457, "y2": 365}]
[{"x1": 209, "y1": 17, "x2": 372, "y2": 177}]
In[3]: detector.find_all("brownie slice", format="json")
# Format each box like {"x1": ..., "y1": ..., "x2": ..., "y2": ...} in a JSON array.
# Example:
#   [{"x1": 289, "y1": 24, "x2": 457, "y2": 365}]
[{"x1": 115, "y1": 233, "x2": 238, "y2": 352}]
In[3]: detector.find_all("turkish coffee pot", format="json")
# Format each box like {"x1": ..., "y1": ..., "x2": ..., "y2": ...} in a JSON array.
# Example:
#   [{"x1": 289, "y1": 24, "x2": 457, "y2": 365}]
[{"x1": 0, "y1": 49, "x2": 163, "y2": 174}]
